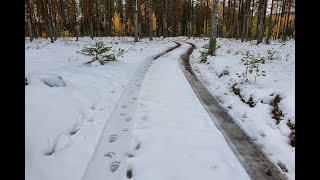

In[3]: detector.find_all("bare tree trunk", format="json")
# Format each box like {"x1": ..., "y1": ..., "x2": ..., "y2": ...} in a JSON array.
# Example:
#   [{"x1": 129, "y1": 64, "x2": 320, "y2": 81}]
[
  {"x1": 187, "y1": 0, "x2": 191, "y2": 38},
  {"x1": 236, "y1": 0, "x2": 243, "y2": 39},
  {"x1": 107, "y1": 0, "x2": 113, "y2": 36},
  {"x1": 205, "y1": 0, "x2": 209, "y2": 35},
  {"x1": 73, "y1": 0, "x2": 78, "y2": 40},
  {"x1": 231, "y1": 0, "x2": 236, "y2": 37},
  {"x1": 257, "y1": 0, "x2": 266, "y2": 44},
  {"x1": 282, "y1": 0, "x2": 292, "y2": 42},
  {"x1": 59, "y1": 0, "x2": 66, "y2": 30},
  {"x1": 208, "y1": 0, "x2": 219, "y2": 55},
  {"x1": 134, "y1": 8, "x2": 138, "y2": 42},
  {"x1": 46, "y1": 0, "x2": 54, "y2": 43},
  {"x1": 138, "y1": 0, "x2": 143, "y2": 38},
  {"x1": 221, "y1": 0, "x2": 226, "y2": 37},
  {"x1": 245, "y1": 0, "x2": 252, "y2": 41},
  {"x1": 89, "y1": 0, "x2": 94, "y2": 39},
  {"x1": 149, "y1": 0, "x2": 153, "y2": 41},
  {"x1": 274, "y1": 0, "x2": 279, "y2": 39},
  {"x1": 241, "y1": 0, "x2": 250, "y2": 42},
  {"x1": 265, "y1": 0, "x2": 274, "y2": 43},
  {"x1": 248, "y1": 0, "x2": 255, "y2": 40},
  {"x1": 26, "y1": 0, "x2": 34, "y2": 42},
  {"x1": 96, "y1": 0, "x2": 101, "y2": 37},
  {"x1": 191, "y1": 0, "x2": 194, "y2": 37},
  {"x1": 162, "y1": 0, "x2": 167, "y2": 38},
  {"x1": 27, "y1": 18, "x2": 34, "y2": 42},
  {"x1": 278, "y1": 0, "x2": 285, "y2": 39},
  {"x1": 103, "y1": 0, "x2": 107, "y2": 36}
]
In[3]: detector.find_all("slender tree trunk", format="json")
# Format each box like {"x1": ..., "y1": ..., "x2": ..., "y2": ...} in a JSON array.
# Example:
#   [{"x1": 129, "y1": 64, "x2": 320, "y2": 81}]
[
  {"x1": 138, "y1": 0, "x2": 142, "y2": 38},
  {"x1": 232, "y1": 0, "x2": 236, "y2": 37},
  {"x1": 46, "y1": 0, "x2": 54, "y2": 43},
  {"x1": 282, "y1": 0, "x2": 292, "y2": 42},
  {"x1": 26, "y1": 0, "x2": 34, "y2": 42},
  {"x1": 265, "y1": 0, "x2": 274, "y2": 43},
  {"x1": 227, "y1": 0, "x2": 231, "y2": 36},
  {"x1": 221, "y1": 0, "x2": 226, "y2": 37},
  {"x1": 248, "y1": 0, "x2": 255, "y2": 40},
  {"x1": 256, "y1": 0, "x2": 261, "y2": 39},
  {"x1": 274, "y1": 0, "x2": 279, "y2": 39},
  {"x1": 205, "y1": 0, "x2": 209, "y2": 35},
  {"x1": 189, "y1": 1, "x2": 196, "y2": 38},
  {"x1": 245, "y1": 0, "x2": 252, "y2": 41},
  {"x1": 257, "y1": 0, "x2": 266, "y2": 44},
  {"x1": 144, "y1": 1, "x2": 147, "y2": 37},
  {"x1": 187, "y1": 0, "x2": 190, "y2": 38},
  {"x1": 27, "y1": 18, "x2": 34, "y2": 42},
  {"x1": 208, "y1": 0, "x2": 219, "y2": 55},
  {"x1": 107, "y1": 0, "x2": 113, "y2": 36},
  {"x1": 158, "y1": 0, "x2": 163, "y2": 37},
  {"x1": 149, "y1": 0, "x2": 153, "y2": 41},
  {"x1": 163, "y1": 0, "x2": 168, "y2": 37},
  {"x1": 236, "y1": 0, "x2": 243, "y2": 39},
  {"x1": 241, "y1": 0, "x2": 250, "y2": 41},
  {"x1": 89, "y1": 0, "x2": 94, "y2": 39},
  {"x1": 278, "y1": 0, "x2": 285, "y2": 39},
  {"x1": 103, "y1": 0, "x2": 107, "y2": 36},
  {"x1": 60, "y1": 0, "x2": 66, "y2": 30},
  {"x1": 52, "y1": 0, "x2": 58, "y2": 41},
  {"x1": 134, "y1": 8, "x2": 138, "y2": 42},
  {"x1": 95, "y1": 0, "x2": 101, "y2": 37}
]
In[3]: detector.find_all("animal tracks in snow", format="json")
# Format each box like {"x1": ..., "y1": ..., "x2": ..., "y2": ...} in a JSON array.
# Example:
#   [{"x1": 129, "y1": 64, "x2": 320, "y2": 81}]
[
  {"x1": 81, "y1": 43, "x2": 182, "y2": 180},
  {"x1": 121, "y1": 104, "x2": 128, "y2": 109},
  {"x1": 104, "y1": 152, "x2": 116, "y2": 158},
  {"x1": 109, "y1": 134, "x2": 118, "y2": 143},
  {"x1": 109, "y1": 161, "x2": 120, "y2": 172},
  {"x1": 125, "y1": 117, "x2": 133, "y2": 122}
]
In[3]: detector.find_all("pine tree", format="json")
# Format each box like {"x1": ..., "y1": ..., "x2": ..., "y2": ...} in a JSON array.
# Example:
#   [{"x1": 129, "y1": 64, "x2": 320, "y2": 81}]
[{"x1": 77, "y1": 41, "x2": 116, "y2": 65}]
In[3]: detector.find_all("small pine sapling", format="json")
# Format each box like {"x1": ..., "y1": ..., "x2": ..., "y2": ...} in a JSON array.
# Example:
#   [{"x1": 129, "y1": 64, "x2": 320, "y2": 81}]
[
  {"x1": 77, "y1": 41, "x2": 116, "y2": 65},
  {"x1": 241, "y1": 51, "x2": 266, "y2": 84}
]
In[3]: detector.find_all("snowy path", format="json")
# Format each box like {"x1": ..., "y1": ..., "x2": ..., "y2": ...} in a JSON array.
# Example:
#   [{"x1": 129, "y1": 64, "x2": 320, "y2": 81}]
[
  {"x1": 80, "y1": 43, "x2": 180, "y2": 180},
  {"x1": 82, "y1": 42, "x2": 251, "y2": 180},
  {"x1": 124, "y1": 42, "x2": 250, "y2": 180}
]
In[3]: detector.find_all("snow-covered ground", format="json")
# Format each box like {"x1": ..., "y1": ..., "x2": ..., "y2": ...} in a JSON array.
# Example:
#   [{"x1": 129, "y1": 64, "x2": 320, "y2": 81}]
[
  {"x1": 26, "y1": 36, "x2": 295, "y2": 180},
  {"x1": 127, "y1": 42, "x2": 250, "y2": 180},
  {"x1": 187, "y1": 38, "x2": 295, "y2": 180},
  {"x1": 25, "y1": 37, "x2": 176, "y2": 180}
]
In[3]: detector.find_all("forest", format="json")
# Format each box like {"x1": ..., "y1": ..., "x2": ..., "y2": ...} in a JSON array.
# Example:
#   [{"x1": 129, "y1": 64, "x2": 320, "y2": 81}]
[
  {"x1": 25, "y1": 1, "x2": 295, "y2": 180},
  {"x1": 25, "y1": 0, "x2": 295, "y2": 44}
]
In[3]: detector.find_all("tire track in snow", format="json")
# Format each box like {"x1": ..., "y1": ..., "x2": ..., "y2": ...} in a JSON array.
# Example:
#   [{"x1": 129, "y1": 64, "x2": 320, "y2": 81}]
[
  {"x1": 80, "y1": 42, "x2": 181, "y2": 180},
  {"x1": 180, "y1": 42, "x2": 288, "y2": 180},
  {"x1": 126, "y1": 42, "x2": 250, "y2": 180}
]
